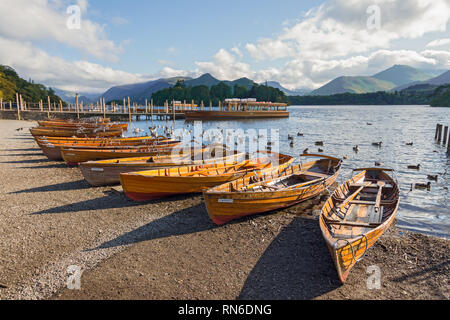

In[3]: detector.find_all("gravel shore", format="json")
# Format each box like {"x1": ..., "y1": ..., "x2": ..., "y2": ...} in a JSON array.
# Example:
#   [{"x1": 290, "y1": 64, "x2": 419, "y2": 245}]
[{"x1": 0, "y1": 119, "x2": 448, "y2": 300}]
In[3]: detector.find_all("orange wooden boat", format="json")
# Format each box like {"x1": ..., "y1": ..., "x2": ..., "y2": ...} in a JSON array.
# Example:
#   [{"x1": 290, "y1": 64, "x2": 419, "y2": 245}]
[
  {"x1": 43, "y1": 117, "x2": 110, "y2": 123},
  {"x1": 30, "y1": 127, "x2": 123, "y2": 138},
  {"x1": 204, "y1": 154, "x2": 341, "y2": 225},
  {"x1": 37, "y1": 120, "x2": 128, "y2": 131},
  {"x1": 39, "y1": 138, "x2": 174, "y2": 161},
  {"x1": 120, "y1": 153, "x2": 293, "y2": 201},
  {"x1": 61, "y1": 141, "x2": 182, "y2": 165},
  {"x1": 319, "y1": 168, "x2": 399, "y2": 284},
  {"x1": 80, "y1": 147, "x2": 245, "y2": 186},
  {"x1": 34, "y1": 135, "x2": 164, "y2": 145}
]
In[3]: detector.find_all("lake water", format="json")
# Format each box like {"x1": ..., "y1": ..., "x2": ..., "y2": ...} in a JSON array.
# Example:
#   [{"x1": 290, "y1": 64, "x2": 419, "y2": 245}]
[{"x1": 126, "y1": 105, "x2": 450, "y2": 239}]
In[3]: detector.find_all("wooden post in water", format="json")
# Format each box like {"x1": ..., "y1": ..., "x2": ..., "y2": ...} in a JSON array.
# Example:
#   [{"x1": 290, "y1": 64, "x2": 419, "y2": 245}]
[
  {"x1": 59, "y1": 100, "x2": 63, "y2": 112},
  {"x1": 443, "y1": 126, "x2": 449, "y2": 146},
  {"x1": 75, "y1": 93, "x2": 79, "y2": 119},
  {"x1": 9, "y1": 100, "x2": 12, "y2": 110},
  {"x1": 128, "y1": 97, "x2": 131, "y2": 122},
  {"x1": 103, "y1": 98, "x2": 106, "y2": 119},
  {"x1": 437, "y1": 124, "x2": 443, "y2": 142},
  {"x1": 145, "y1": 99, "x2": 148, "y2": 114},
  {"x1": 47, "y1": 96, "x2": 51, "y2": 118},
  {"x1": 150, "y1": 98, "x2": 153, "y2": 118},
  {"x1": 173, "y1": 100, "x2": 176, "y2": 120}
]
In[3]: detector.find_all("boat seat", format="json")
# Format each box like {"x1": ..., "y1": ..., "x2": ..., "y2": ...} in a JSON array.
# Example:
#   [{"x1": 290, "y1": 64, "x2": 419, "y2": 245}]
[
  {"x1": 349, "y1": 199, "x2": 395, "y2": 205},
  {"x1": 350, "y1": 183, "x2": 392, "y2": 188},
  {"x1": 304, "y1": 171, "x2": 329, "y2": 178},
  {"x1": 325, "y1": 218, "x2": 382, "y2": 228}
]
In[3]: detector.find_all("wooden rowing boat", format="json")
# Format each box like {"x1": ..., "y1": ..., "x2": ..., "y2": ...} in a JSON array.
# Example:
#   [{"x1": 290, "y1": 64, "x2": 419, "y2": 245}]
[
  {"x1": 80, "y1": 147, "x2": 245, "y2": 186},
  {"x1": 39, "y1": 138, "x2": 174, "y2": 161},
  {"x1": 30, "y1": 127, "x2": 123, "y2": 138},
  {"x1": 204, "y1": 154, "x2": 341, "y2": 225},
  {"x1": 61, "y1": 141, "x2": 182, "y2": 165},
  {"x1": 120, "y1": 153, "x2": 294, "y2": 201},
  {"x1": 319, "y1": 168, "x2": 399, "y2": 284},
  {"x1": 37, "y1": 121, "x2": 128, "y2": 131},
  {"x1": 34, "y1": 135, "x2": 164, "y2": 145}
]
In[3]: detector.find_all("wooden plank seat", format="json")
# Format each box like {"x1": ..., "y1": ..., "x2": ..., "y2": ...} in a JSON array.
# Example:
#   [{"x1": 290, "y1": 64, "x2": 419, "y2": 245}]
[
  {"x1": 304, "y1": 171, "x2": 329, "y2": 178},
  {"x1": 349, "y1": 199, "x2": 396, "y2": 205},
  {"x1": 324, "y1": 217, "x2": 382, "y2": 228}
]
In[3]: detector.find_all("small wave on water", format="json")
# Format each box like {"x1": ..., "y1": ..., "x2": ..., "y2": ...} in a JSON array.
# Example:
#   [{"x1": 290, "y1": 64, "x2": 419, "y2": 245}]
[{"x1": 126, "y1": 105, "x2": 450, "y2": 239}]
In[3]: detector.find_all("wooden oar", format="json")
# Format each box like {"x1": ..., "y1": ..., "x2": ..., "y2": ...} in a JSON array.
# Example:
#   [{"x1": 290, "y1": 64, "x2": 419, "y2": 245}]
[{"x1": 374, "y1": 181, "x2": 385, "y2": 213}]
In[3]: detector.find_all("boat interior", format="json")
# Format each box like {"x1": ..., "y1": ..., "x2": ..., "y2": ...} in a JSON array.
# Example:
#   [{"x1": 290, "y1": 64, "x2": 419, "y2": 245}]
[{"x1": 323, "y1": 169, "x2": 399, "y2": 239}]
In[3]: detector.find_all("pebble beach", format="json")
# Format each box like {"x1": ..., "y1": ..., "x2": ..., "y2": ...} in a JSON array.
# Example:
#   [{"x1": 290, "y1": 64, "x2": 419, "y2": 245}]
[{"x1": 0, "y1": 119, "x2": 448, "y2": 300}]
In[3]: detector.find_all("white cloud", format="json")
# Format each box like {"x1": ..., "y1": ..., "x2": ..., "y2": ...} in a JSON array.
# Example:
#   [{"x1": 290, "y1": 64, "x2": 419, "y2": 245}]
[
  {"x1": 245, "y1": 0, "x2": 450, "y2": 61},
  {"x1": 427, "y1": 38, "x2": 450, "y2": 47},
  {"x1": 0, "y1": 36, "x2": 151, "y2": 93},
  {"x1": 195, "y1": 49, "x2": 252, "y2": 80},
  {"x1": 0, "y1": 0, "x2": 121, "y2": 61}
]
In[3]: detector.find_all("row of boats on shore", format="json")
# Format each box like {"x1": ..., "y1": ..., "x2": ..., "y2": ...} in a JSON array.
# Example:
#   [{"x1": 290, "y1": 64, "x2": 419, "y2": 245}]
[{"x1": 29, "y1": 117, "x2": 400, "y2": 284}]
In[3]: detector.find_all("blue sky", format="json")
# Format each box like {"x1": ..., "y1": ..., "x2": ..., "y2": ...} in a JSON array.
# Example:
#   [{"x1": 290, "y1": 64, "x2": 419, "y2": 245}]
[
  {"x1": 0, "y1": 0, "x2": 449, "y2": 93},
  {"x1": 56, "y1": 0, "x2": 322, "y2": 73}
]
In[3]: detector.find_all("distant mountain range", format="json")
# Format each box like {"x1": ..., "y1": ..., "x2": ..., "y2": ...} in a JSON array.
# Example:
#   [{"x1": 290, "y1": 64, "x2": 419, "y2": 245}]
[
  {"x1": 310, "y1": 65, "x2": 449, "y2": 96},
  {"x1": 51, "y1": 64, "x2": 450, "y2": 103},
  {"x1": 62, "y1": 73, "x2": 298, "y2": 104}
]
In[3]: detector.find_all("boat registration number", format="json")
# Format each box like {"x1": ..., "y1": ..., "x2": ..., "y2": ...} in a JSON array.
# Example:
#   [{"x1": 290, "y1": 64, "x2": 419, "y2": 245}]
[
  {"x1": 218, "y1": 199, "x2": 234, "y2": 203},
  {"x1": 91, "y1": 168, "x2": 104, "y2": 172}
]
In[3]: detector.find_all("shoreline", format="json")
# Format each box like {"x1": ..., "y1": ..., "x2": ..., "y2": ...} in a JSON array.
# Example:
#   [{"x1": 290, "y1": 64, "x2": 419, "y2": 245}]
[{"x1": 0, "y1": 119, "x2": 448, "y2": 300}]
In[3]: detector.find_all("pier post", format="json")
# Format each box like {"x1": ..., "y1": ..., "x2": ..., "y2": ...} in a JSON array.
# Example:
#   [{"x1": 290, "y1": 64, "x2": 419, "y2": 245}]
[
  {"x1": 47, "y1": 96, "x2": 51, "y2": 118},
  {"x1": 145, "y1": 99, "x2": 148, "y2": 114},
  {"x1": 151, "y1": 99, "x2": 153, "y2": 118},
  {"x1": 447, "y1": 131, "x2": 450, "y2": 155},
  {"x1": 9, "y1": 101, "x2": 12, "y2": 110},
  {"x1": 437, "y1": 124, "x2": 443, "y2": 142},
  {"x1": 128, "y1": 97, "x2": 131, "y2": 122},
  {"x1": 0, "y1": 98, "x2": 2, "y2": 110},
  {"x1": 210, "y1": 100, "x2": 212, "y2": 110},
  {"x1": 59, "y1": 100, "x2": 63, "y2": 112},
  {"x1": 16, "y1": 93, "x2": 20, "y2": 120},
  {"x1": 75, "y1": 93, "x2": 79, "y2": 119},
  {"x1": 443, "y1": 126, "x2": 449, "y2": 146}
]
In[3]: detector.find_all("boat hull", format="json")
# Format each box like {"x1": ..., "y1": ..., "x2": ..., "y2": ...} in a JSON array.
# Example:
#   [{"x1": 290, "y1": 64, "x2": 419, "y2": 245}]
[
  {"x1": 184, "y1": 110, "x2": 289, "y2": 120},
  {"x1": 319, "y1": 169, "x2": 399, "y2": 283},
  {"x1": 80, "y1": 152, "x2": 244, "y2": 186}
]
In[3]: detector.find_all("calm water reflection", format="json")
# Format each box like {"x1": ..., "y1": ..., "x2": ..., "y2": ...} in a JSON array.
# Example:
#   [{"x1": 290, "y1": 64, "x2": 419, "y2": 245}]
[{"x1": 127, "y1": 105, "x2": 450, "y2": 239}]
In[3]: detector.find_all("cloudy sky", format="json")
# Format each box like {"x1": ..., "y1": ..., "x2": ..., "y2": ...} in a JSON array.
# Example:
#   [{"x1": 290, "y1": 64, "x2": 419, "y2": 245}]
[{"x1": 0, "y1": 0, "x2": 449, "y2": 93}]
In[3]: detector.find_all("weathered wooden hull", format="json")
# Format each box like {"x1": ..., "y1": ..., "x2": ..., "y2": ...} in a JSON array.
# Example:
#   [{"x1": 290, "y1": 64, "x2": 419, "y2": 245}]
[
  {"x1": 120, "y1": 154, "x2": 293, "y2": 201},
  {"x1": 204, "y1": 155, "x2": 341, "y2": 225},
  {"x1": 61, "y1": 142, "x2": 182, "y2": 165},
  {"x1": 319, "y1": 169, "x2": 399, "y2": 284},
  {"x1": 80, "y1": 151, "x2": 245, "y2": 186},
  {"x1": 37, "y1": 121, "x2": 128, "y2": 130},
  {"x1": 184, "y1": 110, "x2": 289, "y2": 120},
  {"x1": 38, "y1": 138, "x2": 174, "y2": 161},
  {"x1": 30, "y1": 127, "x2": 123, "y2": 138}
]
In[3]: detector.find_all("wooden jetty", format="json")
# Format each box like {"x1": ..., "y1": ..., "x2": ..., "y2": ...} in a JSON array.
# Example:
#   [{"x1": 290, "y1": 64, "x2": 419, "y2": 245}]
[{"x1": 0, "y1": 94, "x2": 290, "y2": 122}]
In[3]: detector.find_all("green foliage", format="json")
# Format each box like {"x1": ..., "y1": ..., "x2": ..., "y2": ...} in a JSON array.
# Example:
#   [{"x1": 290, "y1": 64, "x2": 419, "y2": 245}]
[
  {"x1": 0, "y1": 65, "x2": 63, "y2": 103},
  {"x1": 151, "y1": 81, "x2": 289, "y2": 106},
  {"x1": 289, "y1": 91, "x2": 432, "y2": 105},
  {"x1": 430, "y1": 84, "x2": 450, "y2": 107}
]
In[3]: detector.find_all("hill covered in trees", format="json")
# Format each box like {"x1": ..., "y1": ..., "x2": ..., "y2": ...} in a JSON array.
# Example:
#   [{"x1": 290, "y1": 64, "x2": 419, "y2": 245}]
[
  {"x1": 0, "y1": 65, "x2": 62, "y2": 103},
  {"x1": 151, "y1": 80, "x2": 289, "y2": 106},
  {"x1": 288, "y1": 90, "x2": 432, "y2": 105},
  {"x1": 430, "y1": 84, "x2": 450, "y2": 107}
]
